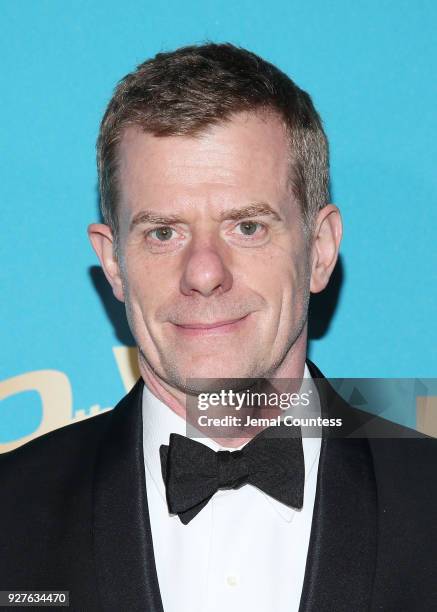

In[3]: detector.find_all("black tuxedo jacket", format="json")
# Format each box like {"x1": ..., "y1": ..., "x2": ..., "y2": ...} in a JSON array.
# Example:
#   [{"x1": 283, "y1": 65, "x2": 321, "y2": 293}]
[{"x1": 1, "y1": 360, "x2": 437, "y2": 611}]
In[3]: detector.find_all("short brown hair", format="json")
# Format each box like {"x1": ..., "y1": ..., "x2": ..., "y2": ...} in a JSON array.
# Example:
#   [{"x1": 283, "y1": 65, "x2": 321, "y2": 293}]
[{"x1": 97, "y1": 42, "x2": 329, "y2": 242}]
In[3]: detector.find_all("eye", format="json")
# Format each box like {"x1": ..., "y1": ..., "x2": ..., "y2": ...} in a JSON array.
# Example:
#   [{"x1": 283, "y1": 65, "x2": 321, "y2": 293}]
[
  {"x1": 148, "y1": 226, "x2": 174, "y2": 241},
  {"x1": 235, "y1": 221, "x2": 264, "y2": 236}
]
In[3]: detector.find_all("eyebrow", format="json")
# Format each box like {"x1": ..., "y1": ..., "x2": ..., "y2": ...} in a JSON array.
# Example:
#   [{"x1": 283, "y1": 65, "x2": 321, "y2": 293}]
[
  {"x1": 129, "y1": 202, "x2": 282, "y2": 231},
  {"x1": 220, "y1": 203, "x2": 282, "y2": 222},
  {"x1": 130, "y1": 211, "x2": 186, "y2": 231}
]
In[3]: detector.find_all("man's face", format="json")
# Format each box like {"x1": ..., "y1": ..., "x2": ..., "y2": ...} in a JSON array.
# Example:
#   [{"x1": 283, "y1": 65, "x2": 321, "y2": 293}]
[{"x1": 114, "y1": 111, "x2": 312, "y2": 392}]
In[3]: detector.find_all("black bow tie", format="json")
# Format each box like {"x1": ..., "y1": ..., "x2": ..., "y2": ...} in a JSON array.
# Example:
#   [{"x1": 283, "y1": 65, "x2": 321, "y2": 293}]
[{"x1": 159, "y1": 425, "x2": 305, "y2": 524}]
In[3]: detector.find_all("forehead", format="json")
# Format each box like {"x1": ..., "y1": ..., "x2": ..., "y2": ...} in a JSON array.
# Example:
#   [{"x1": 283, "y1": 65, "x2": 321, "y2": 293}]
[{"x1": 116, "y1": 111, "x2": 292, "y2": 217}]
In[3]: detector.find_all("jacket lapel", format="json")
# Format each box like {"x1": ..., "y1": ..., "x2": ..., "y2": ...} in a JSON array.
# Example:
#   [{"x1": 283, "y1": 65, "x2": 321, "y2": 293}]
[
  {"x1": 93, "y1": 378, "x2": 164, "y2": 612},
  {"x1": 299, "y1": 361, "x2": 378, "y2": 611},
  {"x1": 92, "y1": 363, "x2": 378, "y2": 611}
]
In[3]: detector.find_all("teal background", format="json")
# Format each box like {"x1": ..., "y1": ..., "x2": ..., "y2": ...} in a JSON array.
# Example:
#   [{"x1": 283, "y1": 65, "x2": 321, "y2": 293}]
[{"x1": 1, "y1": 0, "x2": 436, "y2": 442}]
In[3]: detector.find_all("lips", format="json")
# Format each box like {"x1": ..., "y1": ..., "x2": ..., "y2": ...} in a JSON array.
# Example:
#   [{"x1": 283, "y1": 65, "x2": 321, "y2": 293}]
[
  {"x1": 177, "y1": 317, "x2": 246, "y2": 329},
  {"x1": 171, "y1": 314, "x2": 250, "y2": 335}
]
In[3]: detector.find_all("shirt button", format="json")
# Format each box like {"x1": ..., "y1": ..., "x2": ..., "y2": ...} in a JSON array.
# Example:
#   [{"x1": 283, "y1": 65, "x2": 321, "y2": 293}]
[{"x1": 226, "y1": 575, "x2": 239, "y2": 587}]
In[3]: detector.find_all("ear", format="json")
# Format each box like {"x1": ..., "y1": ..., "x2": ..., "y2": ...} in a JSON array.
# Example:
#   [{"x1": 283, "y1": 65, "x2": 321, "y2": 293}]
[
  {"x1": 88, "y1": 223, "x2": 125, "y2": 302},
  {"x1": 310, "y1": 204, "x2": 343, "y2": 293}
]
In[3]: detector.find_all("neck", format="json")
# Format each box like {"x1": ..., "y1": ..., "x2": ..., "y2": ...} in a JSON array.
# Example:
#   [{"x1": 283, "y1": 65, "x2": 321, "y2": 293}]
[{"x1": 140, "y1": 326, "x2": 308, "y2": 448}]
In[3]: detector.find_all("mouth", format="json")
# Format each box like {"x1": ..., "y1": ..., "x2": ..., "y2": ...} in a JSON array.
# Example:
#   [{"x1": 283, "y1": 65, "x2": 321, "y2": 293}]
[{"x1": 171, "y1": 314, "x2": 250, "y2": 336}]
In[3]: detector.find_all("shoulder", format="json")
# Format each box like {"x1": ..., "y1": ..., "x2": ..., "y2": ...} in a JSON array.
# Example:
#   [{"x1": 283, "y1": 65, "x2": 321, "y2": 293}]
[
  {"x1": 0, "y1": 379, "x2": 143, "y2": 475},
  {"x1": 307, "y1": 358, "x2": 437, "y2": 488},
  {"x1": 0, "y1": 379, "x2": 144, "y2": 537},
  {"x1": 369, "y1": 433, "x2": 437, "y2": 484},
  {"x1": 0, "y1": 409, "x2": 113, "y2": 488},
  {"x1": 0, "y1": 410, "x2": 114, "y2": 541},
  {"x1": 348, "y1": 399, "x2": 437, "y2": 513},
  {"x1": 0, "y1": 378, "x2": 144, "y2": 486}
]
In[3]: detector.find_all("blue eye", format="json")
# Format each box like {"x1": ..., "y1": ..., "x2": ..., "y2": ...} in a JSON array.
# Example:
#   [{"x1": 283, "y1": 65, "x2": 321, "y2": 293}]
[
  {"x1": 237, "y1": 221, "x2": 260, "y2": 235},
  {"x1": 151, "y1": 227, "x2": 174, "y2": 241}
]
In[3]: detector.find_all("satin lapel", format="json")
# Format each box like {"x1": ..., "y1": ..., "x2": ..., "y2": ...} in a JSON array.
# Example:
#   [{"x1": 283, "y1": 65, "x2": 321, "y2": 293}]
[
  {"x1": 93, "y1": 379, "x2": 164, "y2": 612},
  {"x1": 299, "y1": 361, "x2": 378, "y2": 612}
]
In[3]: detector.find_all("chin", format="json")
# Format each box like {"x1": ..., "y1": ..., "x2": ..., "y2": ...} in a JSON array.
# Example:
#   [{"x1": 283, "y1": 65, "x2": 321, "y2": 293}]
[
  {"x1": 176, "y1": 375, "x2": 255, "y2": 395},
  {"x1": 185, "y1": 362, "x2": 247, "y2": 380},
  {"x1": 170, "y1": 356, "x2": 258, "y2": 393}
]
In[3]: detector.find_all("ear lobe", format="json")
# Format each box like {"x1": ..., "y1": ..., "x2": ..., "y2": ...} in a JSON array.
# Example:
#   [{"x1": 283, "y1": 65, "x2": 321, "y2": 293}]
[
  {"x1": 87, "y1": 223, "x2": 125, "y2": 302},
  {"x1": 310, "y1": 205, "x2": 342, "y2": 294}
]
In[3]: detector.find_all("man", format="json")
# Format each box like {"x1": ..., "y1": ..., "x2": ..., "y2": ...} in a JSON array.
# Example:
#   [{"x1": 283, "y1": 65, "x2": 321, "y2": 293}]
[{"x1": 1, "y1": 43, "x2": 436, "y2": 611}]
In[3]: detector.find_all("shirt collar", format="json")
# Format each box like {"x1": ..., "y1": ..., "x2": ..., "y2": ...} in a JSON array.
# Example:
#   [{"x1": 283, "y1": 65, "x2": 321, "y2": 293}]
[{"x1": 142, "y1": 363, "x2": 321, "y2": 523}]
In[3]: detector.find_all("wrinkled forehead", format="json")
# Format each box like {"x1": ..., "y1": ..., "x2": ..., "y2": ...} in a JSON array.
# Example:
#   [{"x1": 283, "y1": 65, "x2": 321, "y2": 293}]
[{"x1": 115, "y1": 111, "x2": 295, "y2": 215}]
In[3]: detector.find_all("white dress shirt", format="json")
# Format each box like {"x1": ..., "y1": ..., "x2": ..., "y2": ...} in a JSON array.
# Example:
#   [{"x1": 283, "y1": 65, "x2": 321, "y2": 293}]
[{"x1": 142, "y1": 365, "x2": 321, "y2": 612}]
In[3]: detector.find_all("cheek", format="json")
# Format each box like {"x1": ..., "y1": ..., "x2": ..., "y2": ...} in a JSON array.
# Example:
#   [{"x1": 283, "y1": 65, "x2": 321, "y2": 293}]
[
  {"x1": 256, "y1": 249, "x2": 307, "y2": 298},
  {"x1": 123, "y1": 255, "x2": 182, "y2": 331},
  {"x1": 120, "y1": 255, "x2": 158, "y2": 318},
  {"x1": 265, "y1": 252, "x2": 310, "y2": 323}
]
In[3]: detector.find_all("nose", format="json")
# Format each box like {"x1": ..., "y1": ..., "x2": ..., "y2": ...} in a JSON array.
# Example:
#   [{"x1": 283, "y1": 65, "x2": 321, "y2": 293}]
[{"x1": 180, "y1": 238, "x2": 233, "y2": 297}]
